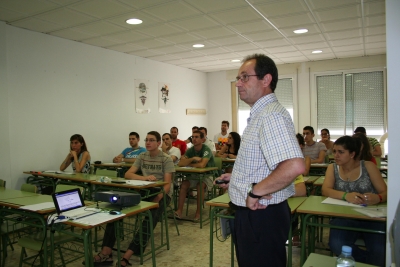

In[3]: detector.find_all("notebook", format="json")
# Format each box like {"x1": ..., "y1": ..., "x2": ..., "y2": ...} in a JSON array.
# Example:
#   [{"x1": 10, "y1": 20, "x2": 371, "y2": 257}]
[{"x1": 52, "y1": 188, "x2": 99, "y2": 220}]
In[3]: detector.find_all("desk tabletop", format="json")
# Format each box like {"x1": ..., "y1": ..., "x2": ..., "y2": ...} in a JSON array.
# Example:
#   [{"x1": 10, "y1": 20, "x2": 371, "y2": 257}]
[
  {"x1": 0, "y1": 194, "x2": 54, "y2": 214},
  {"x1": 303, "y1": 253, "x2": 377, "y2": 267},
  {"x1": 303, "y1": 176, "x2": 320, "y2": 184},
  {"x1": 206, "y1": 194, "x2": 307, "y2": 214},
  {"x1": 24, "y1": 171, "x2": 99, "y2": 182},
  {"x1": 313, "y1": 176, "x2": 325, "y2": 186},
  {"x1": 175, "y1": 166, "x2": 218, "y2": 173},
  {"x1": 220, "y1": 158, "x2": 236, "y2": 163},
  {"x1": 310, "y1": 163, "x2": 329, "y2": 168},
  {"x1": 91, "y1": 179, "x2": 167, "y2": 189},
  {"x1": 0, "y1": 187, "x2": 39, "y2": 200},
  {"x1": 296, "y1": 196, "x2": 386, "y2": 221},
  {"x1": 92, "y1": 163, "x2": 133, "y2": 168}
]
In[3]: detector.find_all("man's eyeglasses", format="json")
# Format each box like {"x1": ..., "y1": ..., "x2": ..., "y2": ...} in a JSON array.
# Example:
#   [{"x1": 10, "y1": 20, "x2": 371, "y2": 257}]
[
  {"x1": 144, "y1": 139, "x2": 157, "y2": 142},
  {"x1": 235, "y1": 74, "x2": 258, "y2": 83}
]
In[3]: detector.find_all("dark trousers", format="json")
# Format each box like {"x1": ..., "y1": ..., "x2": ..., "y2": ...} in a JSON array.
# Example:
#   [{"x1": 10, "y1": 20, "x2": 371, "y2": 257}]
[
  {"x1": 102, "y1": 193, "x2": 169, "y2": 255},
  {"x1": 232, "y1": 200, "x2": 290, "y2": 267}
]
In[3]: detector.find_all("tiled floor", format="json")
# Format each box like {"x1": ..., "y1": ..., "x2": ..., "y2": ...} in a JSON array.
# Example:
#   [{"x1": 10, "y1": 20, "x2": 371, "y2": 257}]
[{"x1": 3, "y1": 201, "x2": 332, "y2": 267}]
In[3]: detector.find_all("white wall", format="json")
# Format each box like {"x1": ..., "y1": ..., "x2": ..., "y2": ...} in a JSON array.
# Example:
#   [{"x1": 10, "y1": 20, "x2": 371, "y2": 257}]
[
  {"x1": 207, "y1": 55, "x2": 386, "y2": 136},
  {"x1": 1, "y1": 23, "x2": 209, "y2": 189},
  {"x1": 386, "y1": 0, "x2": 400, "y2": 265}
]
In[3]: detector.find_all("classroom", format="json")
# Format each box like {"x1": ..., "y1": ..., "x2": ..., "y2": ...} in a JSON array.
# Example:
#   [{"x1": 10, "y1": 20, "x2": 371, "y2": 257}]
[{"x1": 0, "y1": 0, "x2": 399, "y2": 266}]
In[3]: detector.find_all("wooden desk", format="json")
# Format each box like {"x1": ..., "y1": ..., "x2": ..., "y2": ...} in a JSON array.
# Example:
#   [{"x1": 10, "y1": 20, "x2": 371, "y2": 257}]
[
  {"x1": 175, "y1": 167, "x2": 218, "y2": 229},
  {"x1": 303, "y1": 253, "x2": 377, "y2": 267},
  {"x1": 92, "y1": 163, "x2": 132, "y2": 168},
  {"x1": 303, "y1": 176, "x2": 320, "y2": 196},
  {"x1": 0, "y1": 188, "x2": 38, "y2": 201},
  {"x1": 297, "y1": 196, "x2": 386, "y2": 265},
  {"x1": 206, "y1": 194, "x2": 307, "y2": 267}
]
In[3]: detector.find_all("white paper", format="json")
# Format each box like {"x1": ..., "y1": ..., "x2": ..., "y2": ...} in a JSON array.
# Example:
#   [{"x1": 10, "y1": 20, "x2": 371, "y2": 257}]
[
  {"x1": 19, "y1": 202, "x2": 55, "y2": 211},
  {"x1": 56, "y1": 171, "x2": 74, "y2": 174},
  {"x1": 353, "y1": 207, "x2": 387, "y2": 218},
  {"x1": 321, "y1": 197, "x2": 363, "y2": 208},
  {"x1": 125, "y1": 180, "x2": 156, "y2": 186},
  {"x1": 73, "y1": 212, "x2": 124, "y2": 225},
  {"x1": 43, "y1": 170, "x2": 57, "y2": 173},
  {"x1": 179, "y1": 166, "x2": 195, "y2": 169}
]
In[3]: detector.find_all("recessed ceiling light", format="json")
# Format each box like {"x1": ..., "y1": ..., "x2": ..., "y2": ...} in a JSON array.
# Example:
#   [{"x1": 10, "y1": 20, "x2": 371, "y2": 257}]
[
  {"x1": 312, "y1": 50, "x2": 322, "y2": 54},
  {"x1": 193, "y1": 44, "x2": 204, "y2": 48},
  {"x1": 231, "y1": 59, "x2": 241, "y2": 62},
  {"x1": 293, "y1": 28, "x2": 308, "y2": 34},
  {"x1": 126, "y1": 18, "x2": 142, "y2": 25}
]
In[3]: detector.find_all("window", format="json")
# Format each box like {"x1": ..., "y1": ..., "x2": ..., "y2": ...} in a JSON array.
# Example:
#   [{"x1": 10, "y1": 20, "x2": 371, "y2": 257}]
[
  {"x1": 236, "y1": 77, "x2": 295, "y2": 135},
  {"x1": 316, "y1": 70, "x2": 385, "y2": 137}
]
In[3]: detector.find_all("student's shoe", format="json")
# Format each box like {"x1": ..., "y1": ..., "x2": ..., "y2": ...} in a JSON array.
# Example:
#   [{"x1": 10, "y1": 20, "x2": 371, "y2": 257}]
[
  {"x1": 82, "y1": 252, "x2": 113, "y2": 266},
  {"x1": 117, "y1": 258, "x2": 131, "y2": 267}
]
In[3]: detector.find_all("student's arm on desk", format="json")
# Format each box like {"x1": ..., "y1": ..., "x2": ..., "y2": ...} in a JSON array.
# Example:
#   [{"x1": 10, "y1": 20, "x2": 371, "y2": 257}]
[
  {"x1": 60, "y1": 152, "x2": 73, "y2": 171},
  {"x1": 152, "y1": 172, "x2": 172, "y2": 203},
  {"x1": 311, "y1": 150, "x2": 326, "y2": 164},
  {"x1": 189, "y1": 157, "x2": 209, "y2": 168},
  {"x1": 113, "y1": 153, "x2": 124, "y2": 163},
  {"x1": 372, "y1": 144, "x2": 382, "y2": 157},
  {"x1": 364, "y1": 161, "x2": 387, "y2": 205},
  {"x1": 73, "y1": 151, "x2": 90, "y2": 173},
  {"x1": 303, "y1": 156, "x2": 311, "y2": 176},
  {"x1": 322, "y1": 164, "x2": 365, "y2": 205},
  {"x1": 216, "y1": 144, "x2": 228, "y2": 158},
  {"x1": 125, "y1": 166, "x2": 157, "y2": 181}
]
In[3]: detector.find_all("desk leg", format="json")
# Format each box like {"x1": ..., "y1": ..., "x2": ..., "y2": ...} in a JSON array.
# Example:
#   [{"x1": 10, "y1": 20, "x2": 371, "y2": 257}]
[
  {"x1": 145, "y1": 210, "x2": 156, "y2": 267},
  {"x1": 83, "y1": 229, "x2": 93, "y2": 267},
  {"x1": 209, "y1": 207, "x2": 216, "y2": 267},
  {"x1": 199, "y1": 175, "x2": 204, "y2": 229},
  {"x1": 116, "y1": 220, "x2": 121, "y2": 267},
  {"x1": 300, "y1": 214, "x2": 307, "y2": 265}
]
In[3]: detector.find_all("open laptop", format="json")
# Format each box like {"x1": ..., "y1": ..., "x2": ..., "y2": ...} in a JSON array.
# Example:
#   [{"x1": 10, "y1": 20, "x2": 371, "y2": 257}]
[{"x1": 52, "y1": 188, "x2": 99, "y2": 220}]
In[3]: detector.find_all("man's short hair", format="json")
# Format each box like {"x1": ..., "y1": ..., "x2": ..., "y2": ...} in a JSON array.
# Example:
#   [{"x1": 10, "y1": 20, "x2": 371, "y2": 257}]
[
  {"x1": 129, "y1": 132, "x2": 140, "y2": 139},
  {"x1": 192, "y1": 126, "x2": 198, "y2": 130},
  {"x1": 198, "y1": 127, "x2": 207, "y2": 134},
  {"x1": 303, "y1": 126, "x2": 314, "y2": 134},
  {"x1": 222, "y1": 121, "x2": 230, "y2": 127},
  {"x1": 354, "y1": 127, "x2": 366, "y2": 134},
  {"x1": 193, "y1": 130, "x2": 204, "y2": 139},
  {"x1": 147, "y1": 131, "x2": 161, "y2": 142},
  {"x1": 170, "y1": 126, "x2": 178, "y2": 132},
  {"x1": 242, "y1": 54, "x2": 278, "y2": 92},
  {"x1": 162, "y1": 133, "x2": 172, "y2": 138}
]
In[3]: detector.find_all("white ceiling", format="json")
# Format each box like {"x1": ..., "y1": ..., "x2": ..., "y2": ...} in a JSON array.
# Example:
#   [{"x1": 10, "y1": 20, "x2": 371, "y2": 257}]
[{"x1": 0, "y1": 0, "x2": 386, "y2": 72}]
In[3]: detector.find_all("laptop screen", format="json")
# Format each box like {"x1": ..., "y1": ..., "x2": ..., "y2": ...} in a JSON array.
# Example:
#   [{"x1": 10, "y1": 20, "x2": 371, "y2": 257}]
[{"x1": 52, "y1": 188, "x2": 84, "y2": 214}]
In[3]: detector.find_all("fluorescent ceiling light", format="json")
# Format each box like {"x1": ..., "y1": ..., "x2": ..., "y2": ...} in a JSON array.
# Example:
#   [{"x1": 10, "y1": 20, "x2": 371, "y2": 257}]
[
  {"x1": 312, "y1": 50, "x2": 322, "y2": 54},
  {"x1": 193, "y1": 44, "x2": 204, "y2": 48},
  {"x1": 126, "y1": 18, "x2": 142, "y2": 25},
  {"x1": 293, "y1": 28, "x2": 308, "y2": 34},
  {"x1": 231, "y1": 59, "x2": 241, "y2": 62}
]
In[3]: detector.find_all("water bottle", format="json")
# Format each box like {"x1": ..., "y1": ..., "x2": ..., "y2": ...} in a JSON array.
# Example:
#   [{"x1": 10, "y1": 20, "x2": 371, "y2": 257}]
[{"x1": 336, "y1": 245, "x2": 355, "y2": 267}]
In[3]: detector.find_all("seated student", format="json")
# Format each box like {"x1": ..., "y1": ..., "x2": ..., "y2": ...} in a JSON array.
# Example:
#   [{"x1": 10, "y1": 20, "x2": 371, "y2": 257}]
[
  {"x1": 353, "y1": 133, "x2": 377, "y2": 165},
  {"x1": 60, "y1": 134, "x2": 91, "y2": 173},
  {"x1": 213, "y1": 120, "x2": 230, "y2": 150},
  {"x1": 302, "y1": 126, "x2": 327, "y2": 163},
  {"x1": 216, "y1": 132, "x2": 241, "y2": 160},
  {"x1": 354, "y1": 126, "x2": 382, "y2": 157},
  {"x1": 170, "y1": 126, "x2": 187, "y2": 156},
  {"x1": 161, "y1": 133, "x2": 181, "y2": 164},
  {"x1": 184, "y1": 126, "x2": 199, "y2": 145},
  {"x1": 296, "y1": 133, "x2": 311, "y2": 176},
  {"x1": 175, "y1": 130, "x2": 216, "y2": 222},
  {"x1": 113, "y1": 132, "x2": 146, "y2": 163},
  {"x1": 321, "y1": 136, "x2": 387, "y2": 266},
  {"x1": 198, "y1": 127, "x2": 216, "y2": 156},
  {"x1": 91, "y1": 131, "x2": 175, "y2": 266},
  {"x1": 319, "y1": 128, "x2": 334, "y2": 155}
]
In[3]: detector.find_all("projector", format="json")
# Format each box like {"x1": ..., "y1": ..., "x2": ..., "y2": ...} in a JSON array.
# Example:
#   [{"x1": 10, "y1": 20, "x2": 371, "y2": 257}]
[{"x1": 95, "y1": 191, "x2": 141, "y2": 207}]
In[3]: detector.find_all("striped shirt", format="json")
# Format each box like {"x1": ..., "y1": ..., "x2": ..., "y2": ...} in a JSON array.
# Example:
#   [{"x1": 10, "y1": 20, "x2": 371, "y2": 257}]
[{"x1": 228, "y1": 93, "x2": 304, "y2": 207}]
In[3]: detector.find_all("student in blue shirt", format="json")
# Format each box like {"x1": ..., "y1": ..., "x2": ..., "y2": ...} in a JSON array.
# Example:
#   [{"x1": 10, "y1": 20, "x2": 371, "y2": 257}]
[{"x1": 113, "y1": 132, "x2": 146, "y2": 163}]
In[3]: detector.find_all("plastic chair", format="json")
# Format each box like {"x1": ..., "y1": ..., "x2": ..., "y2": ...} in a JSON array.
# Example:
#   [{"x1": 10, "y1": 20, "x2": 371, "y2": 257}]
[{"x1": 20, "y1": 183, "x2": 37, "y2": 193}]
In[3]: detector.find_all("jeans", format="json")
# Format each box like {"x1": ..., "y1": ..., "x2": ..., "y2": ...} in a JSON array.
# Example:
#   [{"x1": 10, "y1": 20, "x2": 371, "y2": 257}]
[{"x1": 329, "y1": 218, "x2": 386, "y2": 267}]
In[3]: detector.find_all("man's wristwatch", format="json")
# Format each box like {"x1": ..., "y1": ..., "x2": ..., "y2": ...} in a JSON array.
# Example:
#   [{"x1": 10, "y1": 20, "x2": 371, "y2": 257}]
[{"x1": 247, "y1": 183, "x2": 262, "y2": 199}]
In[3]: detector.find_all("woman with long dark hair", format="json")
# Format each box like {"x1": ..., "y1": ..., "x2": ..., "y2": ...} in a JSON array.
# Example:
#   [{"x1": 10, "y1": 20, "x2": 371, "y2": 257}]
[
  {"x1": 60, "y1": 134, "x2": 91, "y2": 173},
  {"x1": 217, "y1": 132, "x2": 241, "y2": 159}
]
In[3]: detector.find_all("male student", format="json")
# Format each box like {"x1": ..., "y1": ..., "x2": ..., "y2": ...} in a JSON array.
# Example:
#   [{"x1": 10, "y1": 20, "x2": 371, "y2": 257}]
[
  {"x1": 354, "y1": 126, "x2": 382, "y2": 157},
  {"x1": 199, "y1": 127, "x2": 216, "y2": 155},
  {"x1": 170, "y1": 126, "x2": 187, "y2": 156},
  {"x1": 91, "y1": 131, "x2": 175, "y2": 266},
  {"x1": 302, "y1": 126, "x2": 327, "y2": 163},
  {"x1": 113, "y1": 132, "x2": 146, "y2": 163},
  {"x1": 213, "y1": 120, "x2": 230, "y2": 150},
  {"x1": 161, "y1": 133, "x2": 181, "y2": 164},
  {"x1": 175, "y1": 130, "x2": 215, "y2": 222}
]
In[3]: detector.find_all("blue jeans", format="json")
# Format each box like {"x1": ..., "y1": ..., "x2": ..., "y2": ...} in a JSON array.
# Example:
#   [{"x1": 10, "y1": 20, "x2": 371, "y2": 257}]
[{"x1": 329, "y1": 218, "x2": 386, "y2": 267}]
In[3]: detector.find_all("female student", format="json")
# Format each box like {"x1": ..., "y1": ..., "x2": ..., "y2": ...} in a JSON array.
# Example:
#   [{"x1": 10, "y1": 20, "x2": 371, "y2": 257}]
[
  {"x1": 216, "y1": 132, "x2": 241, "y2": 159},
  {"x1": 322, "y1": 136, "x2": 387, "y2": 266},
  {"x1": 319, "y1": 128, "x2": 334, "y2": 155},
  {"x1": 353, "y1": 132, "x2": 377, "y2": 165},
  {"x1": 60, "y1": 134, "x2": 91, "y2": 173}
]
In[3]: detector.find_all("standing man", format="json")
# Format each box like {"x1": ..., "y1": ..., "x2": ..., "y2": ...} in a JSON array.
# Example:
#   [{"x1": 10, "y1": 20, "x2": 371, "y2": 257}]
[
  {"x1": 216, "y1": 54, "x2": 305, "y2": 267},
  {"x1": 170, "y1": 126, "x2": 187, "y2": 156},
  {"x1": 198, "y1": 127, "x2": 216, "y2": 155},
  {"x1": 354, "y1": 126, "x2": 382, "y2": 157},
  {"x1": 302, "y1": 126, "x2": 327, "y2": 163},
  {"x1": 213, "y1": 120, "x2": 230, "y2": 150},
  {"x1": 161, "y1": 133, "x2": 181, "y2": 164},
  {"x1": 113, "y1": 132, "x2": 146, "y2": 163},
  {"x1": 92, "y1": 131, "x2": 175, "y2": 266},
  {"x1": 175, "y1": 130, "x2": 215, "y2": 222}
]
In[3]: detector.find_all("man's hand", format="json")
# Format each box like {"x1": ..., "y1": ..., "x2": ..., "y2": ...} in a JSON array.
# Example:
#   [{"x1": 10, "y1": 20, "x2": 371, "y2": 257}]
[
  {"x1": 214, "y1": 173, "x2": 231, "y2": 189},
  {"x1": 246, "y1": 196, "x2": 267, "y2": 210},
  {"x1": 113, "y1": 156, "x2": 122, "y2": 163},
  {"x1": 144, "y1": 175, "x2": 157, "y2": 181},
  {"x1": 161, "y1": 142, "x2": 168, "y2": 152},
  {"x1": 191, "y1": 156, "x2": 202, "y2": 163}
]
